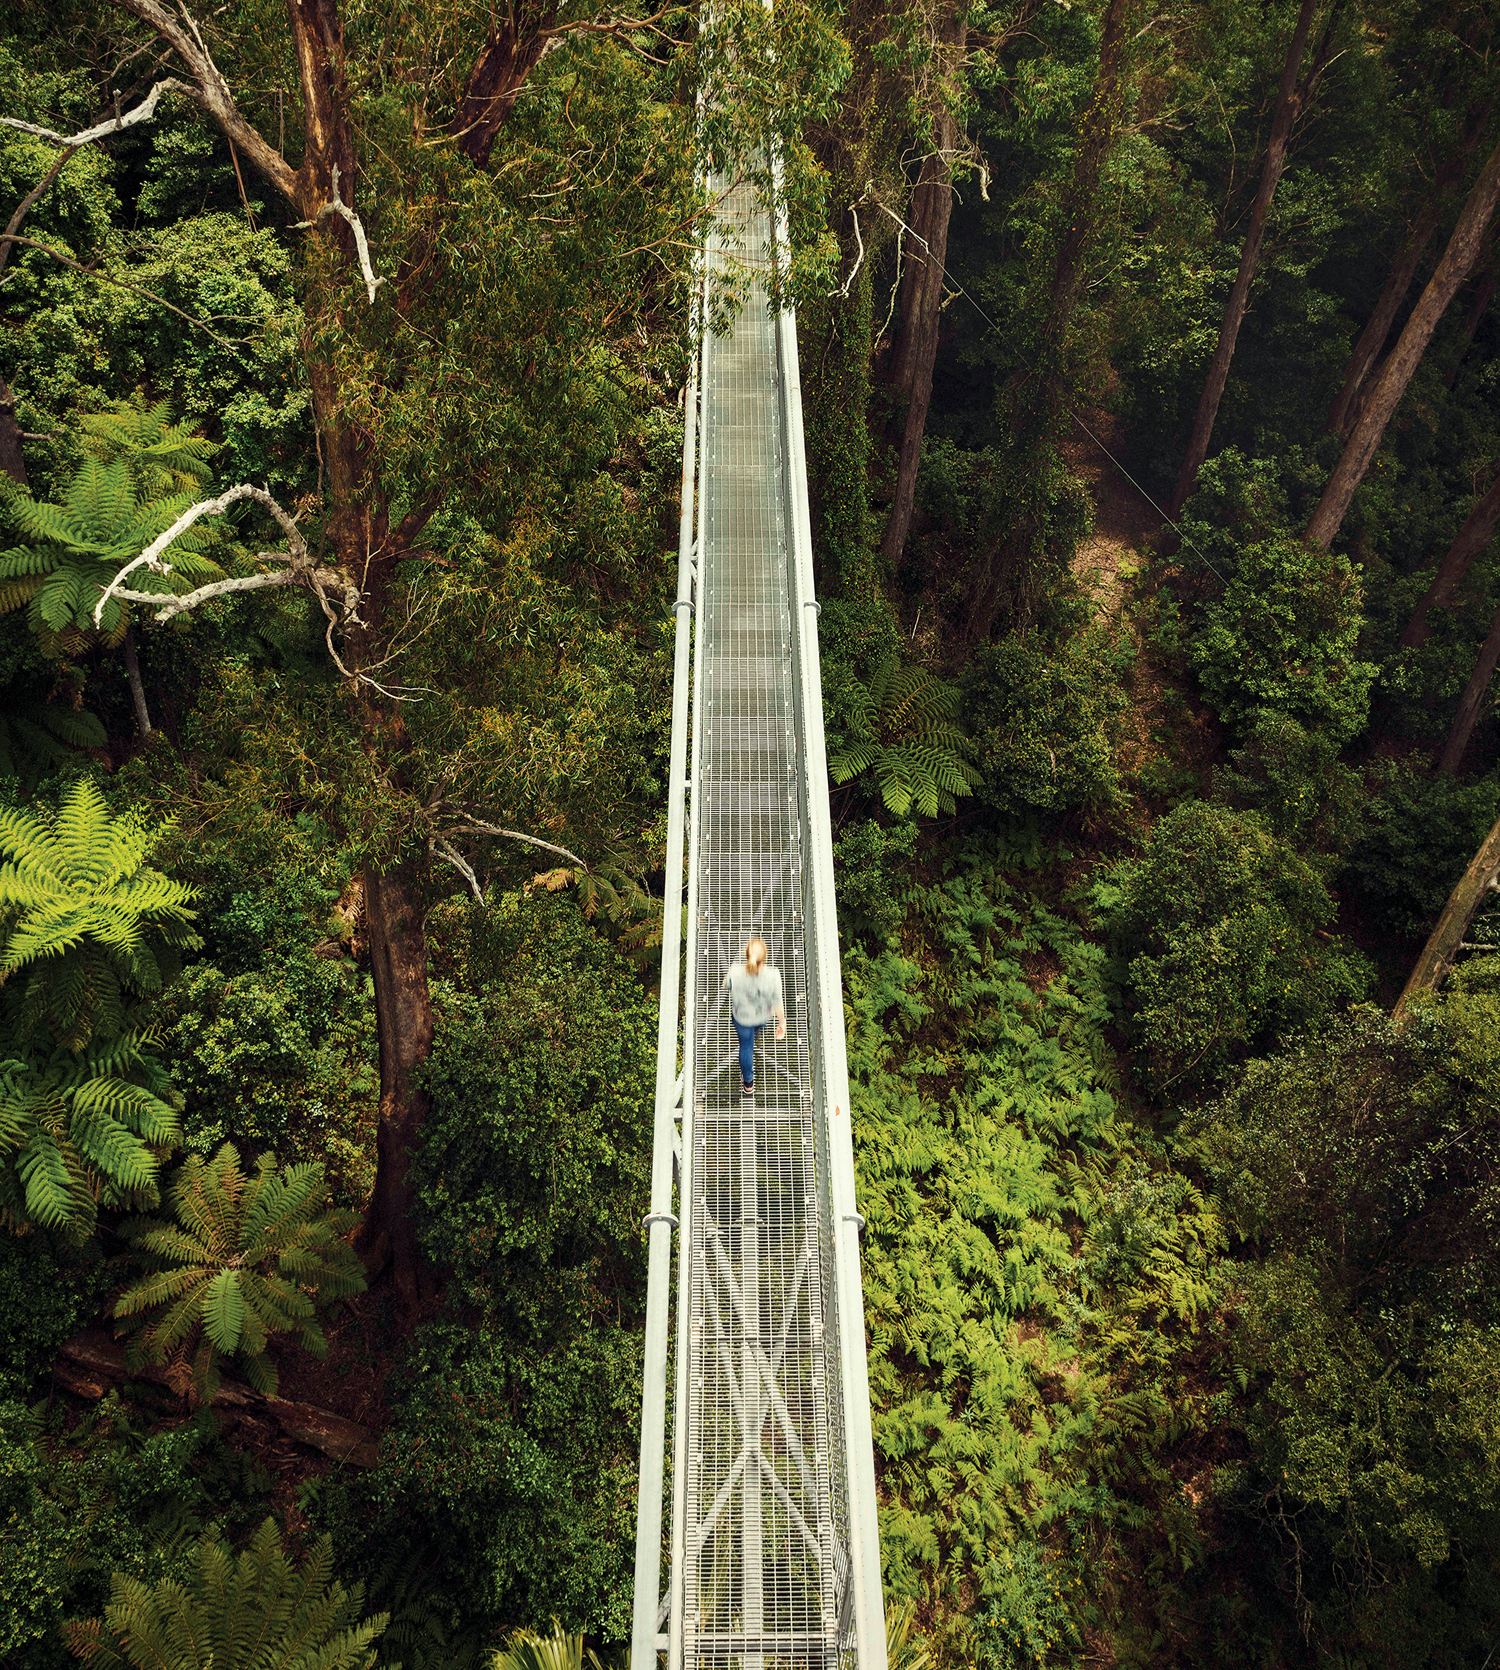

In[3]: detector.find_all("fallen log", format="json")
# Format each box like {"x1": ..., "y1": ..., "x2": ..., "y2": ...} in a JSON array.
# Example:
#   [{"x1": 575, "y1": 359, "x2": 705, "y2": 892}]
[{"x1": 53, "y1": 1330, "x2": 382, "y2": 1467}]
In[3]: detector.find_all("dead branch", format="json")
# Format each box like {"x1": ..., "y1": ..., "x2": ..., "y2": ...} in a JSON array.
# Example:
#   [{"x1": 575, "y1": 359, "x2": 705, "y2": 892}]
[
  {"x1": 0, "y1": 77, "x2": 193, "y2": 147},
  {"x1": 294, "y1": 164, "x2": 383, "y2": 304},
  {"x1": 445, "y1": 814, "x2": 588, "y2": 870},
  {"x1": 431, "y1": 834, "x2": 483, "y2": 902},
  {"x1": 110, "y1": 0, "x2": 297, "y2": 205},
  {"x1": 93, "y1": 483, "x2": 305, "y2": 627}
]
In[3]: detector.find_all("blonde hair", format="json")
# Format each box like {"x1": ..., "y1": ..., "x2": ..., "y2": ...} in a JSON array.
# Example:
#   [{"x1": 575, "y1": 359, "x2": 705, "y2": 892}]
[{"x1": 744, "y1": 936, "x2": 769, "y2": 975}]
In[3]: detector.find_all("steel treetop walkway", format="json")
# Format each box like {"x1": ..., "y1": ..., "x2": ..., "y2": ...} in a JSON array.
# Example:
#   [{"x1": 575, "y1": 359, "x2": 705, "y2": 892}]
[{"x1": 630, "y1": 173, "x2": 887, "y2": 1670}]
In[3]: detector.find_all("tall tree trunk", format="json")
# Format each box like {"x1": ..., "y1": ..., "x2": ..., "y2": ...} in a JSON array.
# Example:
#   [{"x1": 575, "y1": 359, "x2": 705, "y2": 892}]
[
  {"x1": 880, "y1": 5, "x2": 967, "y2": 566},
  {"x1": 114, "y1": 0, "x2": 564, "y2": 1303},
  {"x1": 1307, "y1": 138, "x2": 1500, "y2": 549},
  {"x1": 1399, "y1": 466, "x2": 1500, "y2": 648},
  {"x1": 1443, "y1": 264, "x2": 1494, "y2": 389},
  {"x1": 0, "y1": 372, "x2": 26, "y2": 487},
  {"x1": 356, "y1": 866, "x2": 436, "y2": 1302},
  {"x1": 1393, "y1": 806, "x2": 1500, "y2": 1021},
  {"x1": 121, "y1": 626, "x2": 152, "y2": 737},
  {"x1": 1325, "y1": 208, "x2": 1439, "y2": 438},
  {"x1": 1437, "y1": 600, "x2": 1500, "y2": 775},
  {"x1": 1169, "y1": 0, "x2": 1321, "y2": 518},
  {"x1": 1328, "y1": 104, "x2": 1493, "y2": 432}
]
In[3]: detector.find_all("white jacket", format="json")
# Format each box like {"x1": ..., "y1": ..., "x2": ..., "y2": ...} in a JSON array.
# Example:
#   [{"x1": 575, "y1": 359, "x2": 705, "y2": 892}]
[{"x1": 724, "y1": 961, "x2": 784, "y2": 1027}]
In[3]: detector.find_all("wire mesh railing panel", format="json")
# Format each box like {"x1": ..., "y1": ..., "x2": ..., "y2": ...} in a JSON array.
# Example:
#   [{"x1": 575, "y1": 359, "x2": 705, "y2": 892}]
[{"x1": 679, "y1": 174, "x2": 848, "y2": 1670}]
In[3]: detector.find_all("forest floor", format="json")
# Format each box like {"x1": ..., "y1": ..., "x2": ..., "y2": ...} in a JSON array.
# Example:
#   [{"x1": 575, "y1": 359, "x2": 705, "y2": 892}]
[{"x1": 1062, "y1": 404, "x2": 1163, "y2": 606}]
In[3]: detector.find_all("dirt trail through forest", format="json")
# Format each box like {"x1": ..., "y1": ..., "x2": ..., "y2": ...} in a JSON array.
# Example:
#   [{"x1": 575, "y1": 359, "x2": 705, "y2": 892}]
[{"x1": 1062, "y1": 406, "x2": 1163, "y2": 606}]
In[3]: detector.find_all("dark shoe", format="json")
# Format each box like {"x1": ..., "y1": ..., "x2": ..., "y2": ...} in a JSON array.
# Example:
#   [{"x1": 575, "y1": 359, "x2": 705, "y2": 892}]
[{"x1": 742, "y1": 1081, "x2": 755, "y2": 1098}]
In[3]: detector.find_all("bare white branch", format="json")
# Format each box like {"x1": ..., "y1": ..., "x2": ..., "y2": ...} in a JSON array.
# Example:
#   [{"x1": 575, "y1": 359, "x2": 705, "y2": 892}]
[
  {"x1": 445, "y1": 814, "x2": 587, "y2": 871},
  {"x1": 106, "y1": 568, "x2": 305, "y2": 621},
  {"x1": 300, "y1": 164, "x2": 383, "y2": 305},
  {"x1": 430, "y1": 835, "x2": 483, "y2": 903},
  {"x1": 0, "y1": 79, "x2": 194, "y2": 147},
  {"x1": 93, "y1": 482, "x2": 307, "y2": 628}
]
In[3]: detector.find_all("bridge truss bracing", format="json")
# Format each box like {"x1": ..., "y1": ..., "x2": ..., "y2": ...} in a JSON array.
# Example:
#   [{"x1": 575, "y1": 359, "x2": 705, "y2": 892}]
[{"x1": 630, "y1": 173, "x2": 887, "y2": 1670}]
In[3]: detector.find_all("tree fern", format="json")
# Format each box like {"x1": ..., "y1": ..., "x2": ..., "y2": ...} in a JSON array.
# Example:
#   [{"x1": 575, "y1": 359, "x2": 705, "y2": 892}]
[
  {"x1": 491, "y1": 1622, "x2": 618, "y2": 1670},
  {"x1": 0, "y1": 402, "x2": 223, "y2": 650},
  {"x1": 830, "y1": 659, "x2": 981, "y2": 819},
  {"x1": 115, "y1": 1144, "x2": 367, "y2": 1404},
  {"x1": 0, "y1": 778, "x2": 199, "y2": 1050},
  {"x1": 0, "y1": 781, "x2": 196, "y2": 1231},
  {"x1": 64, "y1": 1517, "x2": 387, "y2": 1670}
]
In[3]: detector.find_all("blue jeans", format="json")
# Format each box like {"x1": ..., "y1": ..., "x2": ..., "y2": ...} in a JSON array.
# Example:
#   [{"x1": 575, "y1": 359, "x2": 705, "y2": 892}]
[{"x1": 733, "y1": 1017, "x2": 763, "y2": 1088}]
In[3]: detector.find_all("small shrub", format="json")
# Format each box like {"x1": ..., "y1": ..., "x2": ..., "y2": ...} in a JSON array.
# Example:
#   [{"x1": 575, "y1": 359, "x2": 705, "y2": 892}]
[
  {"x1": 973, "y1": 1541, "x2": 1085, "y2": 1670},
  {"x1": 413, "y1": 893, "x2": 651, "y2": 1311},
  {"x1": 1189, "y1": 534, "x2": 1377, "y2": 743},
  {"x1": 114, "y1": 1144, "x2": 365, "y2": 1403},
  {"x1": 1216, "y1": 713, "x2": 1365, "y2": 855},
  {"x1": 161, "y1": 952, "x2": 378, "y2": 1202},
  {"x1": 345, "y1": 1318, "x2": 643, "y2": 1647},
  {"x1": 832, "y1": 820, "x2": 917, "y2": 948},
  {"x1": 0, "y1": 1229, "x2": 110, "y2": 1398},
  {"x1": 964, "y1": 621, "x2": 1131, "y2": 820},
  {"x1": 1113, "y1": 801, "x2": 1370, "y2": 1097}
]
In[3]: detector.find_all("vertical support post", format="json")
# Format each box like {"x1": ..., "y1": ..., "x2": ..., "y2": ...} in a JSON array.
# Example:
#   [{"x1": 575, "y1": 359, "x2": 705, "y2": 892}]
[{"x1": 631, "y1": 272, "x2": 703, "y2": 1670}]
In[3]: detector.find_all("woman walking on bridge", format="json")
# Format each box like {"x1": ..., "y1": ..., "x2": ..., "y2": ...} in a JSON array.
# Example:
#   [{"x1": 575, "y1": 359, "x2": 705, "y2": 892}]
[{"x1": 724, "y1": 936, "x2": 786, "y2": 1098}]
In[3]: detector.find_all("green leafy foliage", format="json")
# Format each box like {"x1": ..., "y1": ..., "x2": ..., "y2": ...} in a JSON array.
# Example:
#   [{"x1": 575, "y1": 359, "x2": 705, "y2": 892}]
[
  {"x1": 964, "y1": 621, "x2": 1132, "y2": 821},
  {"x1": 0, "y1": 403, "x2": 222, "y2": 646},
  {"x1": 0, "y1": 779, "x2": 195, "y2": 1230},
  {"x1": 1344, "y1": 765, "x2": 1500, "y2": 940},
  {"x1": 1188, "y1": 533, "x2": 1377, "y2": 744},
  {"x1": 0, "y1": 1228, "x2": 110, "y2": 1399},
  {"x1": 490, "y1": 1620, "x2": 617, "y2": 1670},
  {"x1": 161, "y1": 954, "x2": 378, "y2": 1204},
  {"x1": 1216, "y1": 713, "x2": 1365, "y2": 856},
  {"x1": 830, "y1": 658, "x2": 981, "y2": 818},
  {"x1": 64, "y1": 1516, "x2": 386, "y2": 1670},
  {"x1": 1112, "y1": 800, "x2": 1370, "y2": 1098},
  {"x1": 341, "y1": 1316, "x2": 643, "y2": 1649},
  {"x1": 413, "y1": 891, "x2": 651, "y2": 1306},
  {"x1": 114, "y1": 1144, "x2": 366, "y2": 1404}
]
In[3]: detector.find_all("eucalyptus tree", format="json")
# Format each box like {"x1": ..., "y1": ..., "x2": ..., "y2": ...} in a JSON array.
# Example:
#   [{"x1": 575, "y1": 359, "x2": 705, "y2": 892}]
[{"x1": 9, "y1": 0, "x2": 846, "y2": 1300}]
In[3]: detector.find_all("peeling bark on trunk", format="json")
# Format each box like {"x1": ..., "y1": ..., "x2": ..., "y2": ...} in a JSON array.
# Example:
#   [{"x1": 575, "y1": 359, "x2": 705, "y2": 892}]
[
  {"x1": 880, "y1": 11, "x2": 965, "y2": 568},
  {"x1": 1169, "y1": 0, "x2": 1322, "y2": 518},
  {"x1": 450, "y1": 14, "x2": 560, "y2": 165},
  {"x1": 1307, "y1": 137, "x2": 1500, "y2": 550},
  {"x1": 1437, "y1": 600, "x2": 1500, "y2": 776},
  {"x1": 1399, "y1": 467, "x2": 1500, "y2": 648},
  {"x1": 1393, "y1": 807, "x2": 1500, "y2": 1021}
]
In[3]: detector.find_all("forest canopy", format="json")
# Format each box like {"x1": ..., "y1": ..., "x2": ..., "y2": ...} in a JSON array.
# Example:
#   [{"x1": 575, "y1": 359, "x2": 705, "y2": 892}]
[{"x1": 1, "y1": 0, "x2": 1498, "y2": 1666}]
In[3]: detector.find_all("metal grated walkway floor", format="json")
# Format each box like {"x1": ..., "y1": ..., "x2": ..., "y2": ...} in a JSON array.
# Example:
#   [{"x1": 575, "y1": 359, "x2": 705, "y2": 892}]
[
  {"x1": 632, "y1": 172, "x2": 886, "y2": 1670},
  {"x1": 682, "y1": 177, "x2": 846, "y2": 1670}
]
